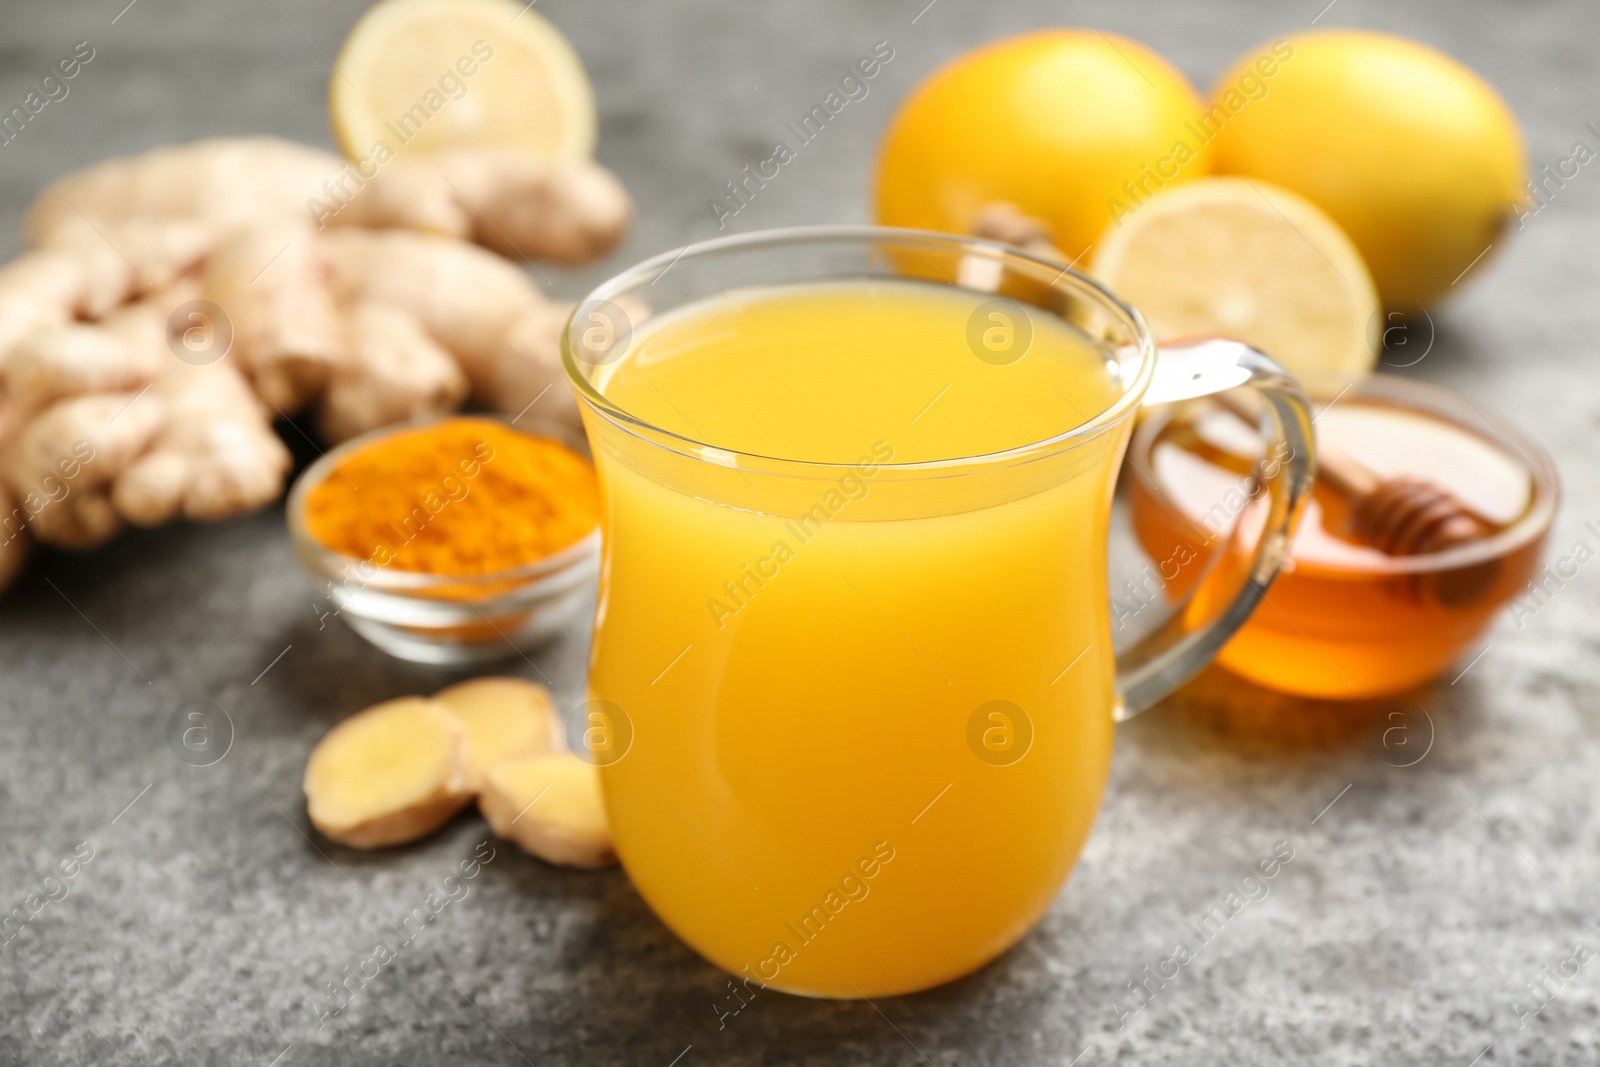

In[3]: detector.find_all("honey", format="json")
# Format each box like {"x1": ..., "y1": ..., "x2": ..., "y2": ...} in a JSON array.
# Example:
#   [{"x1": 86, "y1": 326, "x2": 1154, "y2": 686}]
[{"x1": 1128, "y1": 374, "x2": 1558, "y2": 699}]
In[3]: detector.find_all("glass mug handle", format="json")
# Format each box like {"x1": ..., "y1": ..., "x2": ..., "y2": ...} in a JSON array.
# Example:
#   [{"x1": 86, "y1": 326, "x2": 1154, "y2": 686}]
[{"x1": 1112, "y1": 337, "x2": 1317, "y2": 718}]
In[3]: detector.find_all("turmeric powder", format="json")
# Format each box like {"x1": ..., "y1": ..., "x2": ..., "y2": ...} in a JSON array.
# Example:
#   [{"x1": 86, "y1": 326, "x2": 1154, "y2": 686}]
[{"x1": 302, "y1": 417, "x2": 598, "y2": 574}]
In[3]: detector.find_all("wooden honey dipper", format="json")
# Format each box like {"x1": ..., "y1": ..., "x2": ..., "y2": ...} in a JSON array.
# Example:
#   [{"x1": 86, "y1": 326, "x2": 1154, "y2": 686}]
[{"x1": 1208, "y1": 389, "x2": 1493, "y2": 558}]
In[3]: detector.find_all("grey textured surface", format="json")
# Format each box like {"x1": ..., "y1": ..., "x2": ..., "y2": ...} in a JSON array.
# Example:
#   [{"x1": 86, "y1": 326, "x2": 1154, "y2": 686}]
[{"x1": 1, "y1": 0, "x2": 1598, "y2": 1064}]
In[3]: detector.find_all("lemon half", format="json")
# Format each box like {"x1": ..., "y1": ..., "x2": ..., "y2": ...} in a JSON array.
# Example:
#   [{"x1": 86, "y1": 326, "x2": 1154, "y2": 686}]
[
  {"x1": 331, "y1": 0, "x2": 597, "y2": 163},
  {"x1": 1091, "y1": 176, "x2": 1379, "y2": 394}
]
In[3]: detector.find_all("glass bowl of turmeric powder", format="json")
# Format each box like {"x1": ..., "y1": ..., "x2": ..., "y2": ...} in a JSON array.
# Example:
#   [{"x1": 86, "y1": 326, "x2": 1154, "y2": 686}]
[{"x1": 286, "y1": 415, "x2": 601, "y2": 665}]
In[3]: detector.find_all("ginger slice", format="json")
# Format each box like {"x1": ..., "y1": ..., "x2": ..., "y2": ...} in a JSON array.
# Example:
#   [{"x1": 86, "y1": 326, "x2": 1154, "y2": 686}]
[
  {"x1": 433, "y1": 676, "x2": 561, "y2": 791},
  {"x1": 479, "y1": 753, "x2": 615, "y2": 869},
  {"x1": 303, "y1": 697, "x2": 472, "y2": 848}
]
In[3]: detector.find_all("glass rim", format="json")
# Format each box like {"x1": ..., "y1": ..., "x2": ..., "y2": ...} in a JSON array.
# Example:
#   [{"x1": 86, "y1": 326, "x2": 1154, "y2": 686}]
[{"x1": 560, "y1": 224, "x2": 1158, "y2": 474}]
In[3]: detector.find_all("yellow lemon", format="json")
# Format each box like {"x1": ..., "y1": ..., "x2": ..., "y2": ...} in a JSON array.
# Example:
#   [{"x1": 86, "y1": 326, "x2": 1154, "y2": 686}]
[
  {"x1": 331, "y1": 0, "x2": 596, "y2": 163},
  {"x1": 1209, "y1": 30, "x2": 1526, "y2": 307},
  {"x1": 1092, "y1": 177, "x2": 1379, "y2": 394},
  {"x1": 875, "y1": 31, "x2": 1212, "y2": 260}
]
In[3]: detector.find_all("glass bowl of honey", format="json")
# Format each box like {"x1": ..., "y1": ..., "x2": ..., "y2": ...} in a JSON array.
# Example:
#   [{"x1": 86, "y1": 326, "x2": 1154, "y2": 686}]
[{"x1": 1126, "y1": 373, "x2": 1558, "y2": 699}]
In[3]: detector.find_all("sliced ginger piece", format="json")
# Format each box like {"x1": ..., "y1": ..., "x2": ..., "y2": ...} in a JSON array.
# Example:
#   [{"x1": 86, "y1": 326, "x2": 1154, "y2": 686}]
[
  {"x1": 433, "y1": 676, "x2": 561, "y2": 790},
  {"x1": 479, "y1": 752, "x2": 615, "y2": 869},
  {"x1": 303, "y1": 697, "x2": 472, "y2": 848}
]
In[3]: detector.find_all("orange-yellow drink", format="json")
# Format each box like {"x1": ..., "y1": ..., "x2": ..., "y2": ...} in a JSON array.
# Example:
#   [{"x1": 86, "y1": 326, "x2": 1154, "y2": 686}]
[{"x1": 579, "y1": 279, "x2": 1128, "y2": 997}]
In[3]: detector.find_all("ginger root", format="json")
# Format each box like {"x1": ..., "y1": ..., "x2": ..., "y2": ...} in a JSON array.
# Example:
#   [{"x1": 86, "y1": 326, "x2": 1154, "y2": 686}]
[
  {"x1": 0, "y1": 251, "x2": 95, "y2": 361},
  {"x1": 0, "y1": 135, "x2": 633, "y2": 596},
  {"x1": 5, "y1": 312, "x2": 164, "y2": 412},
  {"x1": 0, "y1": 483, "x2": 30, "y2": 593},
  {"x1": 433, "y1": 676, "x2": 561, "y2": 791},
  {"x1": 328, "y1": 149, "x2": 631, "y2": 265},
  {"x1": 25, "y1": 138, "x2": 337, "y2": 245},
  {"x1": 3, "y1": 390, "x2": 166, "y2": 549},
  {"x1": 15, "y1": 136, "x2": 626, "y2": 370},
  {"x1": 322, "y1": 228, "x2": 578, "y2": 429},
  {"x1": 479, "y1": 752, "x2": 616, "y2": 869},
  {"x1": 303, "y1": 697, "x2": 474, "y2": 849},
  {"x1": 201, "y1": 223, "x2": 342, "y2": 412},
  {"x1": 1, "y1": 281, "x2": 289, "y2": 546},
  {"x1": 21, "y1": 138, "x2": 334, "y2": 321},
  {"x1": 111, "y1": 358, "x2": 292, "y2": 528},
  {"x1": 317, "y1": 303, "x2": 468, "y2": 444}
]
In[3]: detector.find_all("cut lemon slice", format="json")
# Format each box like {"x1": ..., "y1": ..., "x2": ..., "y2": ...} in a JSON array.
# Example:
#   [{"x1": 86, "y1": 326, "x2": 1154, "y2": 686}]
[
  {"x1": 331, "y1": 0, "x2": 597, "y2": 163},
  {"x1": 1091, "y1": 177, "x2": 1379, "y2": 395}
]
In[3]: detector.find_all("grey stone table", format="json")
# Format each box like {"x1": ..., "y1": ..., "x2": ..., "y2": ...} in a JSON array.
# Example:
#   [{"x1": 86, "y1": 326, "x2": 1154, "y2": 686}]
[{"x1": 2, "y1": 0, "x2": 1597, "y2": 1063}]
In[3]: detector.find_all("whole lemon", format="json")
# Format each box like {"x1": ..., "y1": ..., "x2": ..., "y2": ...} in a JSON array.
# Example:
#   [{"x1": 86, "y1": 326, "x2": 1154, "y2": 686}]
[
  {"x1": 875, "y1": 31, "x2": 1211, "y2": 259},
  {"x1": 1209, "y1": 30, "x2": 1526, "y2": 307}
]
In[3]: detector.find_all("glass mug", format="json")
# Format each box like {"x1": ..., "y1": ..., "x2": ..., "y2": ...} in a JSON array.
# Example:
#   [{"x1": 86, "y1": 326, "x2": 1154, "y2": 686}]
[{"x1": 561, "y1": 227, "x2": 1313, "y2": 998}]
